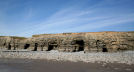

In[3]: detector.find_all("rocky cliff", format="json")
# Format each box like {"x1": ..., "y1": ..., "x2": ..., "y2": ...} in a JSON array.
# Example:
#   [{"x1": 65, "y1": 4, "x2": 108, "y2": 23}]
[{"x1": 0, "y1": 31, "x2": 134, "y2": 52}]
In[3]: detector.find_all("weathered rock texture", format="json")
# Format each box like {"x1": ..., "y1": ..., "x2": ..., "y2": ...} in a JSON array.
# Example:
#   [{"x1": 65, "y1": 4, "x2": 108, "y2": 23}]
[{"x1": 0, "y1": 31, "x2": 134, "y2": 52}]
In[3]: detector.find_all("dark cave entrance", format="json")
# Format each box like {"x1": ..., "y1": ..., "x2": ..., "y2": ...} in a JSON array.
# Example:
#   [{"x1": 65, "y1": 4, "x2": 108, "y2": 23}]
[
  {"x1": 8, "y1": 43, "x2": 11, "y2": 50},
  {"x1": 24, "y1": 44, "x2": 30, "y2": 49},
  {"x1": 48, "y1": 45, "x2": 54, "y2": 51},
  {"x1": 3, "y1": 43, "x2": 6, "y2": 46},
  {"x1": 75, "y1": 40, "x2": 84, "y2": 51},
  {"x1": 47, "y1": 41, "x2": 58, "y2": 51},
  {"x1": 33, "y1": 43, "x2": 38, "y2": 51},
  {"x1": 102, "y1": 48, "x2": 108, "y2": 52},
  {"x1": 48, "y1": 44, "x2": 57, "y2": 51}
]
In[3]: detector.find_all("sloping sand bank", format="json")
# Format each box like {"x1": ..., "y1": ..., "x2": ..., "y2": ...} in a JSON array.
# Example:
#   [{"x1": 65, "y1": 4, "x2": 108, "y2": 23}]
[
  {"x1": 0, "y1": 58, "x2": 134, "y2": 72},
  {"x1": 0, "y1": 50, "x2": 134, "y2": 64}
]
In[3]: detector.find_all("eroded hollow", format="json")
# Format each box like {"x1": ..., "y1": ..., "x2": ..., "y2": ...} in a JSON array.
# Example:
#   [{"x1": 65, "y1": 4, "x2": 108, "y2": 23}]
[
  {"x1": 33, "y1": 43, "x2": 38, "y2": 51},
  {"x1": 47, "y1": 41, "x2": 58, "y2": 51},
  {"x1": 102, "y1": 48, "x2": 108, "y2": 52},
  {"x1": 24, "y1": 44, "x2": 30, "y2": 49},
  {"x1": 8, "y1": 43, "x2": 11, "y2": 50},
  {"x1": 75, "y1": 40, "x2": 84, "y2": 51},
  {"x1": 48, "y1": 45, "x2": 54, "y2": 51}
]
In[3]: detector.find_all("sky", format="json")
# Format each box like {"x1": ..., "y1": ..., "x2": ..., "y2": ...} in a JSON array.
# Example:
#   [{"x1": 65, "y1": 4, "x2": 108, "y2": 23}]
[{"x1": 0, "y1": 0, "x2": 134, "y2": 37}]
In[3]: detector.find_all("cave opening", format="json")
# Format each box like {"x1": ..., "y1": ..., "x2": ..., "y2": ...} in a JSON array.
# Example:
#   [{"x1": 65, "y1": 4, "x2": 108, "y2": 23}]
[
  {"x1": 47, "y1": 41, "x2": 58, "y2": 51},
  {"x1": 3, "y1": 43, "x2": 6, "y2": 46},
  {"x1": 33, "y1": 43, "x2": 38, "y2": 51},
  {"x1": 102, "y1": 48, "x2": 108, "y2": 52},
  {"x1": 75, "y1": 40, "x2": 84, "y2": 51},
  {"x1": 24, "y1": 44, "x2": 30, "y2": 49},
  {"x1": 48, "y1": 45, "x2": 54, "y2": 51},
  {"x1": 8, "y1": 43, "x2": 11, "y2": 50}
]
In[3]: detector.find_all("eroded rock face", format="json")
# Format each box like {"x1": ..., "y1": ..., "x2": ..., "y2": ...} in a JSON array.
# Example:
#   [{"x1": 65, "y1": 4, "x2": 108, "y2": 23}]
[{"x1": 0, "y1": 31, "x2": 134, "y2": 52}]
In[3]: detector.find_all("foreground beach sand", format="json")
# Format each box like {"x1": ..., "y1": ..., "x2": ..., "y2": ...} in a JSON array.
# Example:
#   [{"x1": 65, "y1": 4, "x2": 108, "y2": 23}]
[
  {"x1": 0, "y1": 58, "x2": 134, "y2": 72},
  {"x1": 1, "y1": 50, "x2": 134, "y2": 64},
  {"x1": 0, "y1": 50, "x2": 134, "y2": 72}
]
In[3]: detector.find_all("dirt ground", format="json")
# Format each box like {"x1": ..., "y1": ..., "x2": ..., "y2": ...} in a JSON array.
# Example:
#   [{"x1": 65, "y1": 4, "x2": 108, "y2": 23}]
[{"x1": 0, "y1": 58, "x2": 133, "y2": 72}]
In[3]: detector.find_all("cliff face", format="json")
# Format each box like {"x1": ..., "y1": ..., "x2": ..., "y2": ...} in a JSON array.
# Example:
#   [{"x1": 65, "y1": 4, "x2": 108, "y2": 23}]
[{"x1": 0, "y1": 32, "x2": 134, "y2": 52}]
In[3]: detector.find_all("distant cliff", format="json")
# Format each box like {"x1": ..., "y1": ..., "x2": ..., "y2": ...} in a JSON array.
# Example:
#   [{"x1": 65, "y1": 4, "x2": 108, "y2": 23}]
[{"x1": 0, "y1": 31, "x2": 134, "y2": 52}]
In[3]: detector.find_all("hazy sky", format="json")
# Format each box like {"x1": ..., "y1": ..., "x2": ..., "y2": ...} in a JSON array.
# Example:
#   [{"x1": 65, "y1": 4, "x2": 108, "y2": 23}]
[{"x1": 0, "y1": 0, "x2": 134, "y2": 37}]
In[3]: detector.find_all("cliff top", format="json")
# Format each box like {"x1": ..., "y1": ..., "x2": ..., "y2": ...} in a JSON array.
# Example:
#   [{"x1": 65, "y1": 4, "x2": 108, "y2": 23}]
[
  {"x1": 0, "y1": 31, "x2": 134, "y2": 38},
  {"x1": 32, "y1": 31, "x2": 134, "y2": 37}
]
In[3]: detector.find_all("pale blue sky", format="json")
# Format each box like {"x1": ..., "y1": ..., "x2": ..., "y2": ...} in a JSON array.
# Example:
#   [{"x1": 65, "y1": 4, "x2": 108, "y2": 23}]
[{"x1": 0, "y1": 0, "x2": 134, "y2": 37}]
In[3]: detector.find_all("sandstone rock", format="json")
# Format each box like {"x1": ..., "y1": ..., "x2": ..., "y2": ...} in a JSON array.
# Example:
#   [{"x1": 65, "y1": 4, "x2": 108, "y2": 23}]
[{"x1": 0, "y1": 31, "x2": 134, "y2": 52}]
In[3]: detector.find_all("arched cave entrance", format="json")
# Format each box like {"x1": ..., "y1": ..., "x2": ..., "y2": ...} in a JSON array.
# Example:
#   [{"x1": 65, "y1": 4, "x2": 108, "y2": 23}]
[
  {"x1": 3, "y1": 43, "x2": 6, "y2": 46},
  {"x1": 48, "y1": 45, "x2": 54, "y2": 51},
  {"x1": 24, "y1": 44, "x2": 30, "y2": 49},
  {"x1": 8, "y1": 43, "x2": 11, "y2": 50},
  {"x1": 33, "y1": 43, "x2": 38, "y2": 51},
  {"x1": 47, "y1": 42, "x2": 58, "y2": 51},
  {"x1": 75, "y1": 40, "x2": 84, "y2": 51},
  {"x1": 102, "y1": 48, "x2": 108, "y2": 52},
  {"x1": 48, "y1": 44, "x2": 58, "y2": 51}
]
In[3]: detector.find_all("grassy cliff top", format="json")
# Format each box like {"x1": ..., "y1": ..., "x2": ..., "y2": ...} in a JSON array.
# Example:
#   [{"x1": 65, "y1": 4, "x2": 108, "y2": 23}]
[
  {"x1": 32, "y1": 31, "x2": 134, "y2": 37},
  {"x1": 0, "y1": 36, "x2": 27, "y2": 40}
]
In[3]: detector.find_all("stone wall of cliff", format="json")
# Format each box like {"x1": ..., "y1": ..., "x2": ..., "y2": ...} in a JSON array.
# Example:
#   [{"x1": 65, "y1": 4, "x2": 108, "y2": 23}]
[{"x1": 0, "y1": 31, "x2": 134, "y2": 52}]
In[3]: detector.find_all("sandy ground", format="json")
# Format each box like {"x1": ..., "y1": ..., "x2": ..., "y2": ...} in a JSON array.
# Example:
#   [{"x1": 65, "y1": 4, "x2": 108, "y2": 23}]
[
  {"x1": 0, "y1": 50, "x2": 134, "y2": 72},
  {"x1": 0, "y1": 50, "x2": 134, "y2": 64},
  {"x1": 0, "y1": 58, "x2": 134, "y2": 72}
]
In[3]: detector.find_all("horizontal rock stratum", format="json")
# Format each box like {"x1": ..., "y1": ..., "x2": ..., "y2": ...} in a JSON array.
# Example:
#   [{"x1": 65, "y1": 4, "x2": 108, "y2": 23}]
[{"x1": 0, "y1": 31, "x2": 134, "y2": 52}]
